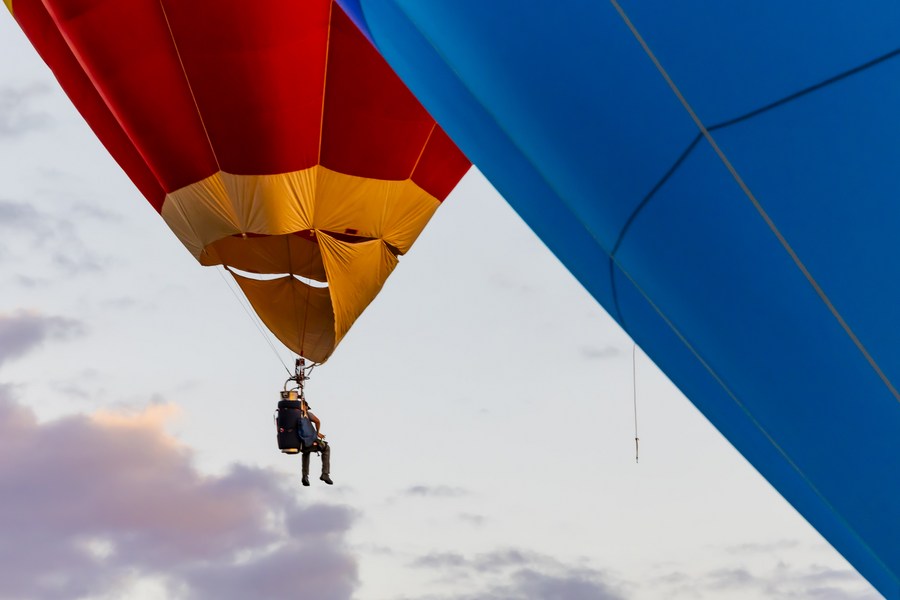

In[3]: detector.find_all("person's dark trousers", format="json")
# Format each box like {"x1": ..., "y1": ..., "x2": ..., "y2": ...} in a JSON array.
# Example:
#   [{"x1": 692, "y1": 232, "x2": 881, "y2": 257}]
[{"x1": 302, "y1": 440, "x2": 331, "y2": 476}]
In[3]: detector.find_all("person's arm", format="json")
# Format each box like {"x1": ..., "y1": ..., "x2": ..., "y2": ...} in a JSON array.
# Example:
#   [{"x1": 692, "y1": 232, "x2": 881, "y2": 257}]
[{"x1": 307, "y1": 411, "x2": 325, "y2": 438}]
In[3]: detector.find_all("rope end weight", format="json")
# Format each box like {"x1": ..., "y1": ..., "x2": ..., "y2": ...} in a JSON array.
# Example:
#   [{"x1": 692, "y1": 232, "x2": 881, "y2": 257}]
[{"x1": 635, "y1": 436, "x2": 640, "y2": 464}]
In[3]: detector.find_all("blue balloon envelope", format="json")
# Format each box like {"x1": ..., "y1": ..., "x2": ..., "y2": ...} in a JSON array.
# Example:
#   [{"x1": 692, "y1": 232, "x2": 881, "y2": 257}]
[{"x1": 339, "y1": 1, "x2": 900, "y2": 597}]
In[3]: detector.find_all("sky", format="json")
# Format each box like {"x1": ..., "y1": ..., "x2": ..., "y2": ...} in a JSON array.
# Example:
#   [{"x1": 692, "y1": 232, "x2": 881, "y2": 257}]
[{"x1": 0, "y1": 13, "x2": 884, "y2": 600}]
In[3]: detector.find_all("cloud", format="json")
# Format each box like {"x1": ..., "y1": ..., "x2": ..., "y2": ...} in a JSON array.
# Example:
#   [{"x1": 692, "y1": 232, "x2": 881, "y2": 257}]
[
  {"x1": 403, "y1": 485, "x2": 468, "y2": 498},
  {"x1": 51, "y1": 246, "x2": 107, "y2": 273},
  {"x1": 410, "y1": 547, "x2": 878, "y2": 600},
  {"x1": 579, "y1": 345, "x2": 620, "y2": 359},
  {"x1": 408, "y1": 549, "x2": 625, "y2": 600},
  {"x1": 11, "y1": 274, "x2": 52, "y2": 288},
  {"x1": 0, "y1": 310, "x2": 83, "y2": 368},
  {"x1": 648, "y1": 558, "x2": 878, "y2": 600},
  {"x1": 0, "y1": 389, "x2": 359, "y2": 600},
  {"x1": 412, "y1": 552, "x2": 468, "y2": 570},
  {"x1": 458, "y1": 513, "x2": 486, "y2": 526},
  {"x1": 0, "y1": 200, "x2": 48, "y2": 234},
  {"x1": 69, "y1": 203, "x2": 122, "y2": 223},
  {"x1": 495, "y1": 569, "x2": 626, "y2": 600},
  {"x1": 723, "y1": 539, "x2": 800, "y2": 555},
  {"x1": 706, "y1": 567, "x2": 760, "y2": 589},
  {"x1": 0, "y1": 200, "x2": 110, "y2": 276},
  {"x1": 0, "y1": 84, "x2": 52, "y2": 137}
]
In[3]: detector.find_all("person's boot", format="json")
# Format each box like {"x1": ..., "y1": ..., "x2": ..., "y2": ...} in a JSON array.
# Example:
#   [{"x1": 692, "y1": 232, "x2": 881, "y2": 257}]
[
  {"x1": 320, "y1": 474, "x2": 333, "y2": 485},
  {"x1": 302, "y1": 475, "x2": 310, "y2": 486}
]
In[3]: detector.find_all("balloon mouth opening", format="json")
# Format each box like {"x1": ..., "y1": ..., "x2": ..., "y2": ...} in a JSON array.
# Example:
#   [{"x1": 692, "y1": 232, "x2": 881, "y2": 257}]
[
  {"x1": 200, "y1": 230, "x2": 328, "y2": 282},
  {"x1": 200, "y1": 229, "x2": 400, "y2": 282},
  {"x1": 227, "y1": 266, "x2": 329, "y2": 288}
]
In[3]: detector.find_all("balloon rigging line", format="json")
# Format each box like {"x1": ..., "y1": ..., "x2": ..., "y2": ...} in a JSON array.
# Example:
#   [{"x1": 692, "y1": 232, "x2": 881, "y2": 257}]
[
  {"x1": 710, "y1": 47, "x2": 900, "y2": 132},
  {"x1": 300, "y1": 278, "x2": 313, "y2": 358},
  {"x1": 158, "y1": 0, "x2": 222, "y2": 171},
  {"x1": 408, "y1": 123, "x2": 437, "y2": 178},
  {"x1": 217, "y1": 265, "x2": 292, "y2": 375},
  {"x1": 633, "y1": 343, "x2": 639, "y2": 464},
  {"x1": 285, "y1": 236, "x2": 312, "y2": 360},
  {"x1": 316, "y1": 2, "x2": 335, "y2": 164},
  {"x1": 609, "y1": 0, "x2": 900, "y2": 406},
  {"x1": 608, "y1": 48, "x2": 900, "y2": 328},
  {"x1": 159, "y1": 3, "x2": 288, "y2": 372}
]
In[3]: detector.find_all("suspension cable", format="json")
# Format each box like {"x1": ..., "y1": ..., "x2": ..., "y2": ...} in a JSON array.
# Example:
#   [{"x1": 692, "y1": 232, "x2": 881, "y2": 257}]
[
  {"x1": 287, "y1": 235, "x2": 314, "y2": 360},
  {"x1": 216, "y1": 265, "x2": 292, "y2": 375}
]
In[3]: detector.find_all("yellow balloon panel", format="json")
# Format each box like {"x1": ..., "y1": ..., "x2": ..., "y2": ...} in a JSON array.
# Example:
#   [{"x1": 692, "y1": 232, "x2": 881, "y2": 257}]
[
  {"x1": 318, "y1": 232, "x2": 399, "y2": 346},
  {"x1": 229, "y1": 271, "x2": 336, "y2": 364},
  {"x1": 201, "y1": 234, "x2": 327, "y2": 282}
]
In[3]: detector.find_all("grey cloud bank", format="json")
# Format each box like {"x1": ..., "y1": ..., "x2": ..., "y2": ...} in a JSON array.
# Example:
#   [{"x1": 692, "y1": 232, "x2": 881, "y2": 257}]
[{"x1": 0, "y1": 387, "x2": 359, "y2": 600}]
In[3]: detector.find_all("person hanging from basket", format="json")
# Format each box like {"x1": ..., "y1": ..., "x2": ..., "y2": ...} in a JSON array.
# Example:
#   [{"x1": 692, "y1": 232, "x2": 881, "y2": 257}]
[{"x1": 299, "y1": 399, "x2": 333, "y2": 486}]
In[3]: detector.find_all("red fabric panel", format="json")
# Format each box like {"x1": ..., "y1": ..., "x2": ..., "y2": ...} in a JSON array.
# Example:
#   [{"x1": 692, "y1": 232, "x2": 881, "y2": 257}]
[
  {"x1": 160, "y1": 0, "x2": 329, "y2": 175},
  {"x1": 18, "y1": 0, "x2": 469, "y2": 203},
  {"x1": 12, "y1": 0, "x2": 167, "y2": 211},
  {"x1": 411, "y1": 126, "x2": 471, "y2": 201},
  {"x1": 42, "y1": 0, "x2": 218, "y2": 192},
  {"x1": 320, "y1": 5, "x2": 435, "y2": 179}
]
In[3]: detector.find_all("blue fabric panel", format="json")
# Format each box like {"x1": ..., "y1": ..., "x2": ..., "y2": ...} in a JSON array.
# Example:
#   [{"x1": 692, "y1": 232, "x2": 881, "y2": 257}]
[
  {"x1": 346, "y1": 1, "x2": 900, "y2": 596},
  {"x1": 617, "y1": 140, "x2": 900, "y2": 577},
  {"x1": 613, "y1": 260, "x2": 898, "y2": 598},
  {"x1": 617, "y1": 1, "x2": 900, "y2": 125},
  {"x1": 713, "y1": 59, "x2": 900, "y2": 388}
]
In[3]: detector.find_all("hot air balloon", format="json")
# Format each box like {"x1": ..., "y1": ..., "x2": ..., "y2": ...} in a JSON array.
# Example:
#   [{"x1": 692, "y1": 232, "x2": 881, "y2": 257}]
[
  {"x1": 337, "y1": 1, "x2": 900, "y2": 597},
  {"x1": 6, "y1": 0, "x2": 470, "y2": 363}
]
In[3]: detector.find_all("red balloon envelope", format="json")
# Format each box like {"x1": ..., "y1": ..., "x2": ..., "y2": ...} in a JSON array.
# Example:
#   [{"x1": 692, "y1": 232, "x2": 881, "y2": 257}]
[{"x1": 7, "y1": 0, "x2": 470, "y2": 362}]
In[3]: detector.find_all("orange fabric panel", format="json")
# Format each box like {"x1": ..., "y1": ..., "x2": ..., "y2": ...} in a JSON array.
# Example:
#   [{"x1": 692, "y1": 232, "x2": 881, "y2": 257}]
[
  {"x1": 160, "y1": 167, "x2": 439, "y2": 261},
  {"x1": 313, "y1": 168, "x2": 439, "y2": 253},
  {"x1": 317, "y1": 232, "x2": 398, "y2": 346},
  {"x1": 229, "y1": 272, "x2": 337, "y2": 364},
  {"x1": 202, "y1": 234, "x2": 327, "y2": 282}
]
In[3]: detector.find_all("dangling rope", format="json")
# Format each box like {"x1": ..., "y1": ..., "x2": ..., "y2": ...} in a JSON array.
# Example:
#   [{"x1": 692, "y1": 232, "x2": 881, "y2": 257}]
[
  {"x1": 216, "y1": 265, "x2": 292, "y2": 376},
  {"x1": 633, "y1": 344, "x2": 640, "y2": 464}
]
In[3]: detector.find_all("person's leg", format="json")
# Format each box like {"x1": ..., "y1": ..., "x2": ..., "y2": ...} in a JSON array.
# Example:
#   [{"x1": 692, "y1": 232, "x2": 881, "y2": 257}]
[
  {"x1": 301, "y1": 450, "x2": 310, "y2": 486},
  {"x1": 319, "y1": 442, "x2": 332, "y2": 484},
  {"x1": 320, "y1": 442, "x2": 330, "y2": 475}
]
